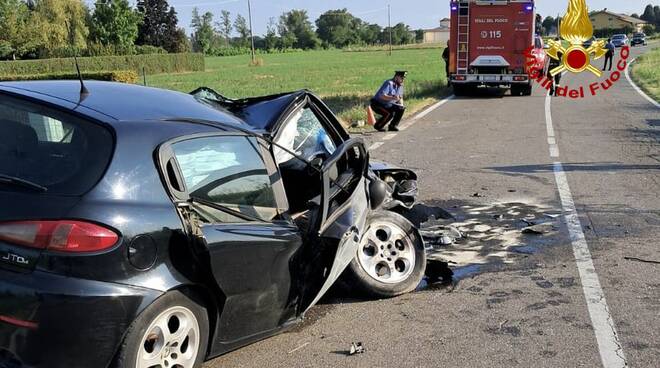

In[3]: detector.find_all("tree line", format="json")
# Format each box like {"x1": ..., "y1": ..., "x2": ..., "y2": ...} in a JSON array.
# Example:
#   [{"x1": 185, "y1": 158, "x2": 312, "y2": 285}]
[
  {"x1": 0, "y1": 0, "x2": 421, "y2": 61},
  {"x1": 190, "y1": 8, "x2": 418, "y2": 56},
  {"x1": 537, "y1": 4, "x2": 660, "y2": 37},
  {"x1": 0, "y1": 0, "x2": 190, "y2": 60}
]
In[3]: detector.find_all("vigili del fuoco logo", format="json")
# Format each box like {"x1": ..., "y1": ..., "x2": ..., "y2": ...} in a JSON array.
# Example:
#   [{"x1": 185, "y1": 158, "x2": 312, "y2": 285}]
[{"x1": 525, "y1": 0, "x2": 630, "y2": 98}]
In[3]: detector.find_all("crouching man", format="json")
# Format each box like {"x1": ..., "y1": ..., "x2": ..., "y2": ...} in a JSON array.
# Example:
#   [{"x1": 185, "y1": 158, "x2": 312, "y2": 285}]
[{"x1": 371, "y1": 71, "x2": 407, "y2": 132}]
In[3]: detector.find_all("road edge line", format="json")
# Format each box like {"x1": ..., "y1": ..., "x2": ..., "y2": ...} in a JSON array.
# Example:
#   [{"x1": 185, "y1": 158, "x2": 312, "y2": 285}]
[
  {"x1": 369, "y1": 94, "x2": 455, "y2": 150},
  {"x1": 625, "y1": 57, "x2": 660, "y2": 109},
  {"x1": 400, "y1": 95, "x2": 455, "y2": 130},
  {"x1": 545, "y1": 93, "x2": 627, "y2": 368}
]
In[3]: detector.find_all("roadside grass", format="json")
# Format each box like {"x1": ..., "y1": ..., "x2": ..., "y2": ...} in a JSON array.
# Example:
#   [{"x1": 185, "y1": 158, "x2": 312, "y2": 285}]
[
  {"x1": 631, "y1": 46, "x2": 660, "y2": 102},
  {"x1": 147, "y1": 48, "x2": 450, "y2": 127}
]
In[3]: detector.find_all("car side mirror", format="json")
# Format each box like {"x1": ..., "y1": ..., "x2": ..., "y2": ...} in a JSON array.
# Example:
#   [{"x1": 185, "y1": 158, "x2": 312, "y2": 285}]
[{"x1": 368, "y1": 178, "x2": 389, "y2": 210}]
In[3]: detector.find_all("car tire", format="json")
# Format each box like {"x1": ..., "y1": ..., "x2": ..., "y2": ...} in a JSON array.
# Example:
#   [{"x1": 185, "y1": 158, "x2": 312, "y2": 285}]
[
  {"x1": 522, "y1": 84, "x2": 533, "y2": 96},
  {"x1": 113, "y1": 290, "x2": 209, "y2": 368},
  {"x1": 343, "y1": 210, "x2": 426, "y2": 298}
]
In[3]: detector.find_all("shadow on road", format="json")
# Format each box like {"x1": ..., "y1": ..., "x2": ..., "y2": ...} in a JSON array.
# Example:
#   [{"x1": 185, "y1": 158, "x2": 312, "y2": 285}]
[{"x1": 487, "y1": 162, "x2": 660, "y2": 174}]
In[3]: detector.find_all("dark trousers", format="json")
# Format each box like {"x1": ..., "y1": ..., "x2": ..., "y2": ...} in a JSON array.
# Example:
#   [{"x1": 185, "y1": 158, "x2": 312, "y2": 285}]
[
  {"x1": 371, "y1": 100, "x2": 405, "y2": 130},
  {"x1": 603, "y1": 52, "x2": 613, "y2": 71}
]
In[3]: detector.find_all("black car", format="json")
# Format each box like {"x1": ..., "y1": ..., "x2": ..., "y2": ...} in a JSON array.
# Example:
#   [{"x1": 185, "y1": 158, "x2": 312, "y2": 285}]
[
  {"x1": 0, "y1": 81, "x2": 425, "y2": 368},
  {"x1": 631, "y1": 33, "x2": 647, "y2": 46}
]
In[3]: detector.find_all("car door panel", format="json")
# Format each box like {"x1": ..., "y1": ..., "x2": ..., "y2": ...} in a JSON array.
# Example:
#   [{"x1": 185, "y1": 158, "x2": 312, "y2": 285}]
[
  {"x1": 158, "y1": 134, "x2": 306, "y2": 345},
  {"x1": 298, "y1": 138, "x2": 369, "y2": 312},
  {"x1": 200, "y1": 222, "x2": 303, "y2": 342}
]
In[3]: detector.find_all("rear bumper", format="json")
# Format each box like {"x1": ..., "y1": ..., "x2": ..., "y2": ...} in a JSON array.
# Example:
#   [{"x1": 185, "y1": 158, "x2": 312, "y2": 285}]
[
  {"x1": 450, "y1": 74, "x2": 530, "y2": 86},
  {"x1": 0, "y1": 267, "x2": 162, "y2": 368}
]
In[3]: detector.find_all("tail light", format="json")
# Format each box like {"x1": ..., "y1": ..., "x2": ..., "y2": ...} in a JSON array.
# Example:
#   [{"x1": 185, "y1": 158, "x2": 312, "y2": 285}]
[{"x1": 0, "y1": 220, "x2": 118, "y2": 253}]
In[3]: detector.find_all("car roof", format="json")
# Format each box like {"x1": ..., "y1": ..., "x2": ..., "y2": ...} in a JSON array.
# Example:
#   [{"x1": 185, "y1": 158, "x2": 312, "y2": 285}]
[{"x1": 0, "y1": 80, "x2": 248, "y2": 129}]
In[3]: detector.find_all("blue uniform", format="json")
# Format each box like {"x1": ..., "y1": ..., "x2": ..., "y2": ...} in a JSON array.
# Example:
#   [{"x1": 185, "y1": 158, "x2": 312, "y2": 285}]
[
  {"x1": 374, "y1": 80, "x2": 404, "y2": 108},
  {"x1": 371, "y1": 79, "x2": 406, "y2": 131}
]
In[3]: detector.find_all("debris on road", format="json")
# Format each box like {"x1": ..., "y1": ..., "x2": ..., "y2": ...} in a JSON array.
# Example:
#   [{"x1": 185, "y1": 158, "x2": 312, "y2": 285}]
[
  {"x1": 472, "y1": 192, "x2": 484, "y2": 198},
  {"x1": 418, "y1": 216, "x2": 464, "y2": 248},
  {"x1": 624, "y1": 256, "x2": 660, "y2": 265},
  {"x1": 349, "y1": 342, "x2": 365, "y2": 355},
  {"x1": 473, "y1": 224, "x2": 491, "y2": 233},
  {"x1": 522, "y1": 223, "x2": 556, "y2": 235}
]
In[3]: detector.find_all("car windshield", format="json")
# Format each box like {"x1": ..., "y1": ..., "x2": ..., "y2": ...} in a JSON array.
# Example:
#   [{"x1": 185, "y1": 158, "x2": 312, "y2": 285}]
[
  {"x1": 0, "y1": 95, "x2": 114, "y2": 195},
  {"x1": 612, "y1": 35, "x2": 625, "y2": 39}
]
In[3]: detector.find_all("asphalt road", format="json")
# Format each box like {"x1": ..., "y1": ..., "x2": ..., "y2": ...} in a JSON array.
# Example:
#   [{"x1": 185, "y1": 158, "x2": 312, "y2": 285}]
[{"x1": 204, "y1": 44, "x2": 659, "y2": 368}]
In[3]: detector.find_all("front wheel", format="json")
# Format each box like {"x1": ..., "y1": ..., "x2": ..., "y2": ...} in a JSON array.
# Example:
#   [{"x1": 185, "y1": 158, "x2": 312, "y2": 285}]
[
  {"x1": 342, "y1": 210, "x2": 426, "y2": 298},
  {"x1": 113, "y1": 291, "x2": 209, "y2": 368}
]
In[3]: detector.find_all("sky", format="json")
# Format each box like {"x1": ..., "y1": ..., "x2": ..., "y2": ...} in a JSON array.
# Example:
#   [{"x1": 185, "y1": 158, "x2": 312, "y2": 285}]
[{"x1": 88, "y1": 1, "x2": 657, "y2": 36}]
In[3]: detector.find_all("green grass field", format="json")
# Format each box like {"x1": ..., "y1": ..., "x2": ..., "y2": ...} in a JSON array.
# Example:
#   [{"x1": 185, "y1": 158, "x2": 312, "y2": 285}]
[
  {"x1": 148, "y1": 48, "x2": 450, "y2": 127},
  {"x1": 631, "y1": 46, "x2": 660, "y2": 103}
]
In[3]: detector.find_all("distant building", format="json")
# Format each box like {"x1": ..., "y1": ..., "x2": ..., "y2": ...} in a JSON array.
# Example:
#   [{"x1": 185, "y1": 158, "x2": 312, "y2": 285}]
[
  {"x1": 589, "y1": 9, "x2": 648, "y2": 33},
  {"x1": 423, "y1": 18, "x2": 450, "y2": 44}
]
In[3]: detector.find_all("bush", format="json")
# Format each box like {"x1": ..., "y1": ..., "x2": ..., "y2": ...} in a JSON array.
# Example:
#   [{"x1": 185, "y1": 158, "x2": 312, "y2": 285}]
[
  {"x1": 134, "y1": 45, "x2": 167, "y2": 55},
  {"x1": 0, "y1": 70, "x2": 139, "y2": 84},
  {"x1": 0, "y1": 53, "x2": 205, "y2": 76}
]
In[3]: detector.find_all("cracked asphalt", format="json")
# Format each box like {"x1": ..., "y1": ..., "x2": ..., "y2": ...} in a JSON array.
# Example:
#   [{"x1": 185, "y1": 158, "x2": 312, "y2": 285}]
[{"x1": 203, "y1": 44, "x2": 660, "y2": 368}]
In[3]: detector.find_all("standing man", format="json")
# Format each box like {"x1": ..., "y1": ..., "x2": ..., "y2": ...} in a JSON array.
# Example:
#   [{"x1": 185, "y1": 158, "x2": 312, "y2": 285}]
[
  {"x1": 549, "y1": 37, "x2": 563, "y2": 96},
  {"x1": 371, "y1": 71, "x2": 406, "y2": 132},
  {"x1": 442, "y1": 40, "x2": 450, "y2": 82},
  {"x1": 603, "y1": 38, "x2": 615, "y2": 71}
]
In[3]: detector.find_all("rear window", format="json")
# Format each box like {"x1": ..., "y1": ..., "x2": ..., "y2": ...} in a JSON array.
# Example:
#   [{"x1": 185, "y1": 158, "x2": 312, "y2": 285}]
[{"x1": 0, "y1": 94, "x2": 113, "y2": 195}]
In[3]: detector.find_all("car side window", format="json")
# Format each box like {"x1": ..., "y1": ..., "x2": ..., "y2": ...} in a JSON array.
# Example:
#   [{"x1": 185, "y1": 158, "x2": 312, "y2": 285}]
[
  {"x1": 274, "y1": 106, "x2": 337, "y2": 168},
  {"x1": 172, "y1": 136, "x2": 278, "y2": 222}
]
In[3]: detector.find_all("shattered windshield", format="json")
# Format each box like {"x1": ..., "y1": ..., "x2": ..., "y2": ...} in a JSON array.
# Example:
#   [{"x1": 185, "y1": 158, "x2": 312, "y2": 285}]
[{"x1": 274, "y1": 107, "x2": 337, "y2": 168}]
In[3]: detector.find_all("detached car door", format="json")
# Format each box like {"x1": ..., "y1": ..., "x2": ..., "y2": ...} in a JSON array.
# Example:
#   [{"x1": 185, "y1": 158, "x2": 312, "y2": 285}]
[{"x1": 159, "y1": 133, "x2": 304, "y2": 345}]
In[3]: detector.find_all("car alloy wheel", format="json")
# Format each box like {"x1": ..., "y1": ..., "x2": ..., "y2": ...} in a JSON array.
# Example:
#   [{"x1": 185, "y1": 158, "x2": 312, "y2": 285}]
[
  {"x1": 358, "y1": 220, "x2": 416, "y2": 284},
  {"x1": 136, "y1": 306, "x2": 201, "y2": 368}
]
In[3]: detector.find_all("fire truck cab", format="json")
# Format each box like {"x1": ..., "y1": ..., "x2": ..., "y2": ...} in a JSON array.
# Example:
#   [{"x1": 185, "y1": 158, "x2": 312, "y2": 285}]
[{"x1": 448, "y1": 0, "x2": 548, "y2": 96}]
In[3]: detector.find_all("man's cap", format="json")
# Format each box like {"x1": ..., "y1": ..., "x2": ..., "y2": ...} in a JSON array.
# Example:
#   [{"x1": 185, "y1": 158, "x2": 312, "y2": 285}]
[{"x1": 394, "y1": 71, "x2": 408, "y2": 78}]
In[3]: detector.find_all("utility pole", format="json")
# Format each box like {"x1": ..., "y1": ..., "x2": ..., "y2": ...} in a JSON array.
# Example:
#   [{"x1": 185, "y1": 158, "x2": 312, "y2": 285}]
[
  {"x1": 388, "y1": 4, "x2": 392, "y2": 56},
  {"x1": 248, "y1": 0, "x2": 256, "y2": 63}
]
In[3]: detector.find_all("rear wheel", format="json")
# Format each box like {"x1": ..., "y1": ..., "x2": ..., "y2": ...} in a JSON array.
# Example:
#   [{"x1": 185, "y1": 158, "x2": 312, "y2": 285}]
[
  {"x1": 113, "y1": 291, "x2": 209, "y2": 368},
  {"x1": 343, "y1": 210, "x2": 426, "y2": 298}
]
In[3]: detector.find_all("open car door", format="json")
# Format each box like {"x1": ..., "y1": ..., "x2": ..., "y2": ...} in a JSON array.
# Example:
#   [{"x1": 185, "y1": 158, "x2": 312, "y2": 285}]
[{"x1": 296, "y1": 137, "x2": 370, "y2": 313}]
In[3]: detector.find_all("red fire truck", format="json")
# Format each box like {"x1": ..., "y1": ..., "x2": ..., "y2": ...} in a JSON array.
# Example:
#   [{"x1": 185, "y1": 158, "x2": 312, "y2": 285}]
[{"x1": 448, "y1": 0, "x2": 548, "y2": 96}]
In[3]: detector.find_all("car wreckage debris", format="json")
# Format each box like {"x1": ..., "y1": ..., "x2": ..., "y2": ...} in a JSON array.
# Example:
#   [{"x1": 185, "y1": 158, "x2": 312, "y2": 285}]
[
  {"x1": 418, "y1": 216, "x2": 464, "y2": 247},
  {"x1": 522, "y1": 223, "x2": 557, "y2": 235},
  {"x1": 349, "y1": 342, "x2": 365, "y2": 355}
]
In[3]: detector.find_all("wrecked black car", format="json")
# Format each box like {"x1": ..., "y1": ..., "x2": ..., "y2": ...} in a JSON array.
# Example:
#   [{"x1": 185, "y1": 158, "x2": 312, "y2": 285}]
[{"x1": 0, "y1": 81, "x2": 424, "y2": 368}]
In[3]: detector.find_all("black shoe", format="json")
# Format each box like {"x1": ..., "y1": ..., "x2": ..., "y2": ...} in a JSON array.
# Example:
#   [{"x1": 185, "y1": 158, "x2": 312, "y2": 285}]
[{"x1": 388, "y1": 126, "x2": 400, "y2": 132}]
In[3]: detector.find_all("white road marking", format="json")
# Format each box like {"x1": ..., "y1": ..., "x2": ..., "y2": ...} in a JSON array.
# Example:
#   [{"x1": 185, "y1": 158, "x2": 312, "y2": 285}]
[
  {"x1": 382, "y1": 133, "x2": 396, "y2": 141},
  {"x1": 399, "y1": 95, "x2": 455, "y2": 131},
  {"x1": 369, "y1": 142, "x2": 384, "y2": 150},
  {"x1": 545, "y1": 93, "x2": 560, "y2": 158},
  {"x1": 545, "y1": 93, "x2": 627, "y2": 368},
  {"x1": 625, "y1": 58, "x2": 660, "y2": 109}
]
